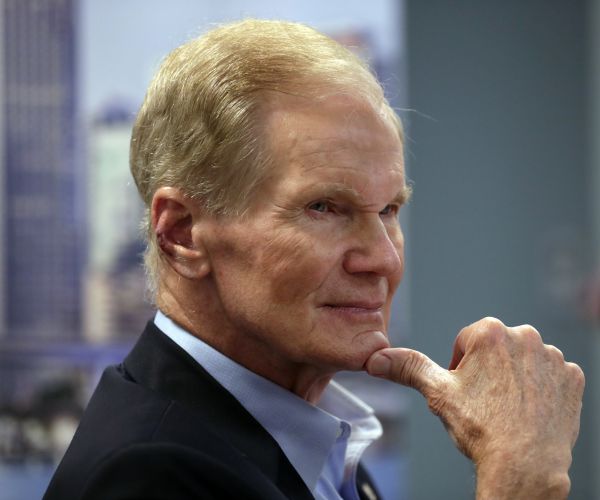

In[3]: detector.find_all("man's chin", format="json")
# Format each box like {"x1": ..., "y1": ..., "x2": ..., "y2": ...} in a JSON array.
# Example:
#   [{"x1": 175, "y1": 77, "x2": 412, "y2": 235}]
[{"x1": 343, "y1": 330, "x2": 391, "y2": 372}]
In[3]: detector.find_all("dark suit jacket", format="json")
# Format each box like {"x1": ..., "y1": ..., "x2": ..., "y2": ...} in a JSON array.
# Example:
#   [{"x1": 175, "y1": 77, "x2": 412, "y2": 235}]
[{"x1": 43, "y1": 322, "x2": 382, "y2": 500}]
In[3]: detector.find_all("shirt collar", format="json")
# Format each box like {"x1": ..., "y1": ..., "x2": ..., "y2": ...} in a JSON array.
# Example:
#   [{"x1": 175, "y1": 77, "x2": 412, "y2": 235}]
[{"x1": 154, "y1": 310, "x2": 381, "y2": 493}]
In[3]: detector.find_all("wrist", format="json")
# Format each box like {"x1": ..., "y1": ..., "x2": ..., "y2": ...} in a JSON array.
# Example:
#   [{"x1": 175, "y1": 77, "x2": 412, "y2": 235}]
[{"x1": 475, "y1": 452, "x2": 571, "y2": 500}]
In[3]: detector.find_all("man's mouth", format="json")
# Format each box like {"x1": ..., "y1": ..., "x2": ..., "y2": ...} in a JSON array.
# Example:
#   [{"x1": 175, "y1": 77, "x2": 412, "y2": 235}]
[
  {"x1": 322, "y1": 297, "x2": 385, "y2": 309},
  {"x1": 323, "y1": 302, "x2": 383, "y2": 311},
  {"x1": 320, "y1": 301, "x2": 385, "y2": 321}
]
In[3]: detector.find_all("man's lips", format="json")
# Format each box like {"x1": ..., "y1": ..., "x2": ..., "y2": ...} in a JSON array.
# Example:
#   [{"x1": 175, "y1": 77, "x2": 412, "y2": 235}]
[
  {"x1": 320, "y1": 301, "x2": 385, "y2": 315},
  {"x1": 322, "y1": 301, "x2": 384, "y2": 311}
]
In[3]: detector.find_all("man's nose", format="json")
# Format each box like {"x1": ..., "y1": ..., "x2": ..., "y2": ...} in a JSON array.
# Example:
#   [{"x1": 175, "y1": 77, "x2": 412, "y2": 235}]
[{"x1": 343, "y1": 216, "x2": 403, "y2": 277}]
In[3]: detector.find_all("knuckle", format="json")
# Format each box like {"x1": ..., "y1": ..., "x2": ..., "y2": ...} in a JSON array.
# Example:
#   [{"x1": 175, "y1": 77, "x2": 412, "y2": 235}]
[
  {"x1": 512, "y1": 324, "x2": 543, "y2": 346},
  {"x1": 476, "y1": 317, "x2": 507, "y2": 345},
  {"x1": 480, "y1": 316, "x2": 505, "y2": 333},
  {"x1": 520, "y1": 324, "x2": 542, "y2": 341},
  {"x1": 566, "y1": 362, "x2": 585, "y2": 391},
  {"x1": 398, "y1": 350, "x2": 426, "y2": 386},
  {"x1": 545, "y1": 344, "x2": 565, "y2": 362}
]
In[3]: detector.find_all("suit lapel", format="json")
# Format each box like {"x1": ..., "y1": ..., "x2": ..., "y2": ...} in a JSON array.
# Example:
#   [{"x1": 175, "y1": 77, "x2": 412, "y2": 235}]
[{"x1": 123, "y1": 321, "x2": 314, "y2": 500}]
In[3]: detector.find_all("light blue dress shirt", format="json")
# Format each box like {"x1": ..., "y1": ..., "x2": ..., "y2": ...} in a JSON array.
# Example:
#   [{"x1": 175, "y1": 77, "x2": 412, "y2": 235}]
[{"x1": 154, "y1": 310, "x2": 382, "y2": 500}]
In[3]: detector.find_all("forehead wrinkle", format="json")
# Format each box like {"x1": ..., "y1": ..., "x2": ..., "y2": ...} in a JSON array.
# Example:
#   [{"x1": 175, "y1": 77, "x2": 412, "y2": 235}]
[
  {"x1": 297, "y1": 136, "x2": 402, "y2": 157},
  {"x1": 296, "y1": 148, "x2": 403, "y2": 177},
  {"x1": 294, "y1": 151, "x2": 405, "y2": 177}
]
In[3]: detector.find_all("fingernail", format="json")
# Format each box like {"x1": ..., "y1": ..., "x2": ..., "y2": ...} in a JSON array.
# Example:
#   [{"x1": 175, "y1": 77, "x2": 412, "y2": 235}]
[{"x1": 368, "y1": 353, "x2": 391, "y2": 376}]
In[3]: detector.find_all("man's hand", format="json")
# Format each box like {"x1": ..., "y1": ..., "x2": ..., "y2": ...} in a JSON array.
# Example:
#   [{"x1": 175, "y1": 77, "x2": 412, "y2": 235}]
[{"x1": 366, "y1": 317, "x2": 584, "y2": 499}]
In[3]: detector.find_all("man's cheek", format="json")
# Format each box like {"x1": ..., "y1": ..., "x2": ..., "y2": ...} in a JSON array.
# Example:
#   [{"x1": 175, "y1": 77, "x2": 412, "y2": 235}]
[{"x1": 263, "y1": 233, "x2": 324, "y2": 304}]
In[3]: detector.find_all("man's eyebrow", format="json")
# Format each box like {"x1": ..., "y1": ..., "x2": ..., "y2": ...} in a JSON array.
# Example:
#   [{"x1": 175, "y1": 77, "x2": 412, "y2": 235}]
[
  {"x1": 393, "y1": 183, "x2": 413, "y2": 206},
  {"x1": 303, "y1": 182, "x2": 413, "y2": 206}
]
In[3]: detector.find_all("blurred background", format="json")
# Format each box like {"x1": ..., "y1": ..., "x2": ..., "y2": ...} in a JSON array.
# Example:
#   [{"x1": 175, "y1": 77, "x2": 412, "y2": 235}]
[{"x1": 0, "y1": 0, "x2": 598, "y2": 499}]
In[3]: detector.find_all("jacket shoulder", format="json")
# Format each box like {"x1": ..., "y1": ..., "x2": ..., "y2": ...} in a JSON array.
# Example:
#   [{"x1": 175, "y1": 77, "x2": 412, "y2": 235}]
[{"x1": 78, "y1": 442, "x2": 288, "y2": 500}]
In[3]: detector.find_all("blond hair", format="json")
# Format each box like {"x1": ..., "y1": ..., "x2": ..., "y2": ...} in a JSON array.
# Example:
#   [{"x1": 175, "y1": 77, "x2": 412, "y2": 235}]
[{"x1": 130, "y1": 19, "x2": 403, "y2": 297}]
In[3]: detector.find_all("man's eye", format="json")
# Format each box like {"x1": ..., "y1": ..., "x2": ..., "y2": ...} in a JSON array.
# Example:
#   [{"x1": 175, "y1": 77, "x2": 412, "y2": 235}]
[
  {"x1": 380, "y1": 204, "x2": 398, "y2": 216},
  {"x1": 308, "y1": 201, "x2": 330, "y2": 213}
]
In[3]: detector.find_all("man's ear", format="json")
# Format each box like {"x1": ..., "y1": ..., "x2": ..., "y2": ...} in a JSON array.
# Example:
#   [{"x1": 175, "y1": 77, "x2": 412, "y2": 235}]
[{"x1": 151, "y1": 187, "x2": 210, "y2": 280}]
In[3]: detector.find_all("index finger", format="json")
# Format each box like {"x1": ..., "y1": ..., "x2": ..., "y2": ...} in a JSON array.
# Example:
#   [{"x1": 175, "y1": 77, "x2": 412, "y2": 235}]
[{"x1": 448, "y1": 317, "x2": 509, "y2": 370}]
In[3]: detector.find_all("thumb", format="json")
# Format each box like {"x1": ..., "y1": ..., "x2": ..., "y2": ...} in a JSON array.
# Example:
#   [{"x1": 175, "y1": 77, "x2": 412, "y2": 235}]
[{"x1": 366, "y1": 347, "x2": 451, "y2": 396}]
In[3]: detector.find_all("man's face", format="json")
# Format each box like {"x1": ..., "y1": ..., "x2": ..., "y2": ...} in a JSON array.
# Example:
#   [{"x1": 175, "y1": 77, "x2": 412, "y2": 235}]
[{"x1": 201, "y1": 93, "x2": 407, "y2": 385}]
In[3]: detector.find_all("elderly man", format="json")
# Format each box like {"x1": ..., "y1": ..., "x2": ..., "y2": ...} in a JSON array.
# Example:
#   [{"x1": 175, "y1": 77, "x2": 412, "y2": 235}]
[{"x1": 44, "y1": 19, "x2": 583, "y2": 500}]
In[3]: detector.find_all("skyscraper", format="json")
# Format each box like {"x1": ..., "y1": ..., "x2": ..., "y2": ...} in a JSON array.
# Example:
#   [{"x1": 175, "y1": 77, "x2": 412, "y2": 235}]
[
  {"x1": 2, "y1": 0, "x2": 81, "y2": 338},
  {"x1": 84, "y1": 102, "x2": 151, "y2": 343}
]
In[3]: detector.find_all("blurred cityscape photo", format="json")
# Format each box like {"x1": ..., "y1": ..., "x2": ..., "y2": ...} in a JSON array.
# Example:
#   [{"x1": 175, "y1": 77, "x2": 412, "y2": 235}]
[{"x1": 0, "y1": 1, "x2": 408, "y2": 499}]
